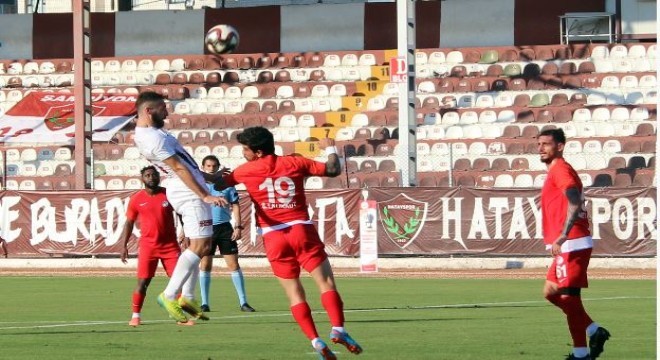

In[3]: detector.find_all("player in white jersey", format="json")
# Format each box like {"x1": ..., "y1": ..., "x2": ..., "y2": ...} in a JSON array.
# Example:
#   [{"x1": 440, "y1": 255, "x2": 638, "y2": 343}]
[{"x1": 133, "y1": 91, "x2": 227, "y2": 324}]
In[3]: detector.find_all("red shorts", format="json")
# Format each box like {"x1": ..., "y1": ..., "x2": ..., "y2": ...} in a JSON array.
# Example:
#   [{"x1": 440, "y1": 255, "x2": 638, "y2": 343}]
[
  {"x1": 137, "y1": 244, "x2": 180, "y2": 279},
  {"x1": 262, "y1": 224, "x2": 328, "y2": 279},
  {"x1": 546, "y1": 248, "x2": 592, "y2": 288}
]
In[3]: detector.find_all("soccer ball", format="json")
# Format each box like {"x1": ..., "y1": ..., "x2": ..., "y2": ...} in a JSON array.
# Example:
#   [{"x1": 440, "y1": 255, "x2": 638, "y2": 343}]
[{"x1": 205, "y1": 24, "x2": 239, "y2": 55}]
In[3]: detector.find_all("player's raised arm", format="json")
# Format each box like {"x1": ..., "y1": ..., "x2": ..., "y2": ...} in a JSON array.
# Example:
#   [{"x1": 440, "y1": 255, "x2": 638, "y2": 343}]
[
  {"x1": 319, "y1": 137, "x2": 341, "y2": 177},
  {"x1": 200, "y1": 167, "x2": 227, "y2": 183}
]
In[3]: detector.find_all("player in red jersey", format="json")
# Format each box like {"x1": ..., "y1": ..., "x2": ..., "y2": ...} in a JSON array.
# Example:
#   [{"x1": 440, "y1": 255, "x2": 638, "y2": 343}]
[
  {"x1": 538, "y1": 129, "x2": 610, "y2": 360},
  {"x1": 220, "y1": 126, "x2": 362, "y2": 360},
  {"x1": 120, "y1": 166, "x2": 185, "y2": 327}
]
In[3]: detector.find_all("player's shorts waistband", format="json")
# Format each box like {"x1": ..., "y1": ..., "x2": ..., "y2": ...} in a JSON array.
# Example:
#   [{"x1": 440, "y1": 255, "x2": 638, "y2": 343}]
[
  {"x1": 258, "y1": 220, "x2": 314, "y2": 235},
  {"x1": 545, "y1": 236, "x2": 593, "y2": 253}
]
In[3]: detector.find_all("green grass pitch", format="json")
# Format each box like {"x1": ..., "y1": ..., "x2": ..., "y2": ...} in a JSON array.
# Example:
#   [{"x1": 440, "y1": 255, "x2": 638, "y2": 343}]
[{"x1": 0, "y1": 275, "x2": 654, "y2": 359}]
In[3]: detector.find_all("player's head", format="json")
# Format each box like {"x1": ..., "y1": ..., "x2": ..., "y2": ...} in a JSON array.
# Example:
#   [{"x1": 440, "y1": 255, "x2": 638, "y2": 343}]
[
  {"x1": 237, "y1": 126, "x2": 275, "y2": 161},
  {"x1": 140, "y1": 165, "x2": 160, "y2": 189},
  {"x1": 201, "y1": 155, "x2": 220, "y2": 174},
  {"x1": 135, "y1": 91, "x2": 168, "y2": 129},
  {"x1": 537, "y1": 128, "x2": 566, "y2": 164}
]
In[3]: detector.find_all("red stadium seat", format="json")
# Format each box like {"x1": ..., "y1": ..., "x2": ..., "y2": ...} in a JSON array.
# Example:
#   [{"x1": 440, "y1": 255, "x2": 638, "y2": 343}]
[
  {"x1": 613, "y1": 173, "x2": 632, "y2": 187},
  {"x1": 306, "y1": 53, "x2": 324, "y2": 67},
  {"x1": 541, "y1": 62, "x2": 559, "y2": 75},
  {"x1": 501, "y1": 125, "x2": 521, "y2": 138},
  {"x1": 242, "y1": 115, "x2": 261, "y2": 128},
  {"x1": 243, "y1": 101, "x2": 261, "y2": 114},
  {"x1": 225, "y1": 116, "x2": 244, "y2": 129},
  {"x1": 607, "y1": 156, "x2": 626, "y2": 170},
  {"x1": 378, "y1": 159, "x2": 396, "y2": 172},
  {"x1": 223, "y1": 71, "x2": 240, "y2": 84},
  {"x1": 261, "y1": 101, "x2": 278, "y2": 114},
  {"x1": 486, "y1": 64, "x2": 503, "y2": 77},
  {"x1": 456, "y1": 174, "x2": 476, "y2": 187},
  {"x1": 416, "y1": 174, "x2": 436, "y2": 187},
  {"x1": 519, "y1": 48, "x2": 535, "y2": 60},
  {"x1": 453, "y1": 158, "x2": 471, "y2": 171},
  {"x1": 206, "y1": 72, "x2": 221, "y2": 85},
  {"x1": 274, "y1": 70, "x2": 291, "y2": 82},
  {"x1": 472, "y1": 158, "x2": 490, "y2": 171},
  {"x1": 106, "y1": 145, "x2": 124, "y2": 160},
  {"x1": 495, "y1": 49, "x2": 515, "y2": 62},
  {"x1": 194, "y1": 131, "x2": 211, "y2": 144},
  {"x1": 380, "y1": 173, "x2": 400, "y2": 187},
  {"x1": 55, "y1": 178, "x2": 73, "y2": 191},
  {"x1": 272, "y1": 55, "x2": 290, "y2": 69},
  {"x1": 490, "y1": 158, "x2": 510, "y2": 171},
  {"x1": 323, "y1": 176, "x2": 346, "y2": 189},
  {"x1": 635, "y1": 123, "x2": 655, "y2": 137},
  {"x1": 36, "y1": 179, "x2": 54, "y2": 191},
  {"x1": 172, "y1": 73, "x2": 187, "y2": 84},
  {"x1": 511, "y1": 157, "x2": 529, "y2": 171},
  {"x1": 578, "y1": 61, "x2": 596, "y2": 74},
  {"x1": 357, "y1": 174, "x2": 378, "y2": 188},
  {"x1": 632, "y1": 173, "x2": 653, "y2": 186},
  {"x1": 177, "y1": 131, "x2": 194, "y2": 145},
  {"x1": 222, "y1": 57, "x2": 238, "y2": 70},
  {"x1": 521, "y1": 125, "x2": 539, "y2": 138},
  {"x1": 359, "y1": 160, "x2": 377, "y2": 173},
  {"x1": 54, "y1": 163, "x2": 72, "y2": 177},
  {"x1": 622, "y1": 140, "x2": 641, "y2": 153}
]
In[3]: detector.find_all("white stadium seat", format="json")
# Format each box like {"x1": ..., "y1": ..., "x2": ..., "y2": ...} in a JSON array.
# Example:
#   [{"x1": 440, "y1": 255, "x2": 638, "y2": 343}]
[{"x1": 358, "y1": 53, "x2": 376, "y2": 66}]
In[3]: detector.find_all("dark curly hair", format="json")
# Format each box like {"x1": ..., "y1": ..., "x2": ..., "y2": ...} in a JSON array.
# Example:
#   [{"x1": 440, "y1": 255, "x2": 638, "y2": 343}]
[
  {"x1": 237, "y1": 126, "x2": 275, "y2": 155},
  {"x1": 538, "y1": 128, "x2": 566, "y2": 144},
  {"x1": 140, "y1": 165, "x2": 158, "y2": 175}
]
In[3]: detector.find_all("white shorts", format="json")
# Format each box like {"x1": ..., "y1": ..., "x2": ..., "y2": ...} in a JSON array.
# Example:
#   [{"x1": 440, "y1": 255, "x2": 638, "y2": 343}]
[{"x1": 163, "y1": 178, "x2": 213, "y2": 239}]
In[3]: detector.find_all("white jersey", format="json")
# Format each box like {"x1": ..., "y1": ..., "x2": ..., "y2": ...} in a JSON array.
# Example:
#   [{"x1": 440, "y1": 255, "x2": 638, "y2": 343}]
[{"x1": 134, "y1": 126, "x2": 206, "y2": 189}]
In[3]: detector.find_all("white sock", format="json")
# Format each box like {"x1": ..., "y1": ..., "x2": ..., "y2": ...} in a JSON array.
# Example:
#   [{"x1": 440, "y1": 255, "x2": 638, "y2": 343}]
[
  {"x1": 181, "y1": 265, "x2": 199, "y2": 299},
  {"x1": 331, "y1": 326, "x2": 345, "y2": 333},
  {"x1": 573, "y1": 347, "x2": 589, "y2": 357},
  {"x1": 311, "y1": 337, "x2": 324, "y2": 348},
  {"x1": 163, "y1": 250, "x2": 200, "y2": 299},
  {"x1": 132, "y1": 313, "x2": 140, "y2": 318},
  {"x1": 586, "y1": 322, "x2": 600, "y2": 337}
]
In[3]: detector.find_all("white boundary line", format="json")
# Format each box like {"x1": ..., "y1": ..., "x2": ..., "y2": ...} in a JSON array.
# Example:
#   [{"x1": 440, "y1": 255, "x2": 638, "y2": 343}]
[
  {"x1": 0, "y1": 257, "x2": 656, "y2": 270},
  {"x1": 0, "y1": 295, "x2": 653, "y2": 331}
]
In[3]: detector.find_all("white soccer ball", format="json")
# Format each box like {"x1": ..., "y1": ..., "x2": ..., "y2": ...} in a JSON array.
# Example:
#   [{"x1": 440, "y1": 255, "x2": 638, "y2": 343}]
[{"x1": 205, "y1": 24, "x2": 239, "y2": 55}]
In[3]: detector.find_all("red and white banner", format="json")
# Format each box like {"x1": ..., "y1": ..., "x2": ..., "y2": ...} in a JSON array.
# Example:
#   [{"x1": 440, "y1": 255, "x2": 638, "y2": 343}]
[
  {"x1": 0, "y1": 93, "x2": 136, "y2": 144},
  {"x1": 0, "y1": 188, "x2": 655, "y2": 257}
]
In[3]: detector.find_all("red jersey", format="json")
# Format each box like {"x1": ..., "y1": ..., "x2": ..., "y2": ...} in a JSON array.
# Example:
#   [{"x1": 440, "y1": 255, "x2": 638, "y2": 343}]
[
  {"x1": 126, "y1": 188, "x2": 178, "y2": 248},
  {"x1": 224, "y1": 154, "x2": 326, "y2": 228},
  {"x1": 541, "y1": 158, "x2": 590, "y2": 244}
]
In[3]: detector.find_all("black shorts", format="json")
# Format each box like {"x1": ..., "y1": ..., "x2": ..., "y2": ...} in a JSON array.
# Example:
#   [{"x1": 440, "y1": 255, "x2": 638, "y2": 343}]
[{"x1": 210, "y1": 223, "x2": 239, "y2": 256}]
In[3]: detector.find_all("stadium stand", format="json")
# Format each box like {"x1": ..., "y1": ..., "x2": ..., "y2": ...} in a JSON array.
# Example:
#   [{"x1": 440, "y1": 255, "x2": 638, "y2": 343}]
[{"x1": 1, "y1": 36, "x2": 657, "y2": 189}]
